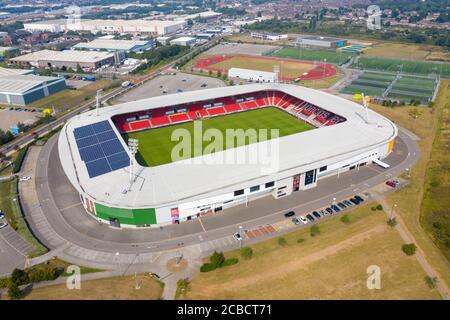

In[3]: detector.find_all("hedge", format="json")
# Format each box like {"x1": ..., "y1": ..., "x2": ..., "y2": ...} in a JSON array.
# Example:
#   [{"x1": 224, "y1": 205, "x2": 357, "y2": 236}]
[
  {"x1": 222, "y1": 258, "x2": 239, "y2": 267},
  {"x1": 12, "y1": 145, "x2": 29, "y2": 174},
  {"x1": 200, "y1": 263, "x2": 216, "y2": 273}
]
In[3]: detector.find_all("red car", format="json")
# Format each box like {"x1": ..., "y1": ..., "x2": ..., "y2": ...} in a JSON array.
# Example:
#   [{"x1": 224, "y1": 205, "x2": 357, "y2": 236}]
[{"x1": 386, "y1": 181, "x2": 396, "y2": 188}]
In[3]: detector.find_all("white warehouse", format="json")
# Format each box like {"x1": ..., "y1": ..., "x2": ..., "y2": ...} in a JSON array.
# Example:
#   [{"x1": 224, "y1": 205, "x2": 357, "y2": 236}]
[{"x1": 228, "y1": 68, "x2": 277, "y2": 83}]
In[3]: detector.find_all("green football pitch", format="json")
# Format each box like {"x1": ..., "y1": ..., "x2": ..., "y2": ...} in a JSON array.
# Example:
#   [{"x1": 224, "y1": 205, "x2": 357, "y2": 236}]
[{"x1": 123, "y1": 107, "x2": 314, "y2": 167}]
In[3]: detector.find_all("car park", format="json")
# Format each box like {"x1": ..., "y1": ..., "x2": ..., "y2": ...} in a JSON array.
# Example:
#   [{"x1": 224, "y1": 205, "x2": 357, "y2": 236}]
[
  {"x1": 306, "y1": 214, "x2": 315, "y2": 222},
  {"x1": 338, "y1": 202, "x2": 346, "y2": 210},
  {"x1": 354, "y1": 195, "x2": 364, "y2": 202},
  {"x1": 312, "y1": 211, "x2": 321, "y2": 219},
  {"x1": 331, "y1": 205, "x2": 340, "y2": 213},
  {"x1": 0, "y1": 221, "x2": 7, "y2": 229},
  {"x1": 343, "y1": 200, "x2": 353, "y2": 207},
  {"x1": 233, "y1": 232, "x2": 242, "y2": 241},
  {"x1": 284, "y1": 211, "x2": 295, "y2": 218},
  {"x1": 299, "y1": 216, "x2": 308, "y2": 224},
  {"x1": 292, "y1": 217, "x2": 301, "y2": 225}
]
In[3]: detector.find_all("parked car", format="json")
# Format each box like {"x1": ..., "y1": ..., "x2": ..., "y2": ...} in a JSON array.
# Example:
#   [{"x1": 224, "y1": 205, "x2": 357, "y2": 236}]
[
  {"x1": 299, "y1": 216, "x2": 308, "y2": 224},
  {"x1": 233, "y1": 232, "x2": 242, "y2": 241},
  {"x1": 343, "y1": 200, "x2": 353, "y2": 207},
  {"x1": 200, "y1": 83, "x2": 207, "y2": 87},
  {"x1": 386, "y1": 180, "x2": 396, "y2": 188},
  {"x1": 0, "y1": 221, "x2": 7, "y2": 229},
  {"x1": 326, "y1": 207, "x2": 333, "y2": 215},
  {"x1": 331, "y1": 204, "x2": 341, "y2": 213},
  {"x1": 19, "y1": 176, "x2": 31, "y2": 182},
  {"x1": 320, "y1": 209, "x2": 328, "y2": 217},
  {"x1": 284, "y1": 211, "x2": 295, "y2": 218},
  {"x1": 354, "y1": 195, "x2": 365, "y2": 202},
  {"x1": 312, "y1": 211, "x2": 321, "y2": 219},
  {"x1": 292, "y1": 217, "x2": 301, "y2": 225},
  {"x1": 350, "y1": 198, "x2": 359, "y2": 205},
  {"x1": 392, "y1": 179, "x2": 401, "y2": 186},
  {"x1": 337, "y1": 202, "x2": 347, "y2": 210},
  {"x1": 0, "y1": 211, "x2": 4, "y2": 219},
  {"x1": 306, "y1": 214, "x2": 315, "y2": 222}
]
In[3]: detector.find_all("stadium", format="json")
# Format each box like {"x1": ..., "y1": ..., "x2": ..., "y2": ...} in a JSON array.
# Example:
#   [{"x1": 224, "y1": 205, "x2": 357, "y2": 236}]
[{"x1": 58, "y1": 83, "x2": 397, "y2": 228}]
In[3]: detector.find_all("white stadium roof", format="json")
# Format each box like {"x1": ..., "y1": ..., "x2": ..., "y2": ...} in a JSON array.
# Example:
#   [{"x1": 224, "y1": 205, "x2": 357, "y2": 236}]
[{"x1": 59, "y1": 83, "x2": 397, "y2": 209}]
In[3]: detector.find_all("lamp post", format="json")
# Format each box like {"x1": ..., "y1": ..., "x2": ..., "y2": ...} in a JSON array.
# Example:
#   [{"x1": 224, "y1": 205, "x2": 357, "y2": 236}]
[
  {"x1": 390, "y1": 204, "x2": 397, "y2": 220},
  {"x1": 239, "y1": 225, "x2": 243, "y2": 248},
  {"x1": 115, "y1": 252, "x2": 121, "y2": 275},
  {"x1": 128, "y1": 138, "x2": 139, "y2": 187}
]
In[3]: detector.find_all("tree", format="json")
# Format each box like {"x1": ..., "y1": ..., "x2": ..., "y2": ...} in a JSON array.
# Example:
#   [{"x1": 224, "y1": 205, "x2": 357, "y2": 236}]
[
  {"x1": 240, "y1": 247, "x2": 253, "y2": 260},
  {"x1": 402, "y1": 243, "x2": 417, "y2": 256},
  {"x1": 425, "y1": 276, "x2": 438, "y2": 289},
  {"x1": 387, "y1": 218, "x2": 398, "y2": 227},
  {"x1": 7, "y1": 283, "x2": 21, "y2": 300},
  {"x1": 310, "y1": 225, "x2": 320, "y2": 237},
  {"x1": 209, "y1": 251, "x2": 225, "y2": 269},
  {"x1": 10, "y1": 268, "x2": 27, "y2": 286}
]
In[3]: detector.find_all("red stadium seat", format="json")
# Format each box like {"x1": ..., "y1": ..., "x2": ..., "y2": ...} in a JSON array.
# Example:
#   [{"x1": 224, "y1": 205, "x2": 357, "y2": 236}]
[
  {"x1": 224, "y1": 103, "x2": 242, "y2": 113},
  {"x1": 170, "y1": 113, "x2": 189, "y2": 123},
  {"x1": 150, "y1": 116, "x2": 170, "y2": 127},
  {"x1": 207, "y1": 107, "x2": 226, "y2": 116},
  {"x1": 129, "y1": 120, "x2": 150, "y2": 131}
]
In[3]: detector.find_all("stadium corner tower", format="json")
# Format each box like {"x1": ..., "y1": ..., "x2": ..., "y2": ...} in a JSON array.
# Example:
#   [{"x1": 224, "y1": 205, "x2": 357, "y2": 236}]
[{"x1": 59, "y1": 83, "x2": 397, "y2": 228}]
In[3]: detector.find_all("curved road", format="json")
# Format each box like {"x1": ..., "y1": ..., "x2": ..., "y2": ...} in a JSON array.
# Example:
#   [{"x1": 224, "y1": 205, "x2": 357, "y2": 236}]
[{"x1": 23, "y1": 126, "x2": 420, "y2": 260}]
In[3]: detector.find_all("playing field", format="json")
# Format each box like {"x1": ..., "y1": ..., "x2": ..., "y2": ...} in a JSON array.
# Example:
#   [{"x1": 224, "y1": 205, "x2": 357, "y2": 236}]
[
  {"x1": 193, "y1": 55, "x2": 337, "y2": 80},
  {"x1": 124, "y1": 108, "x2": 314, "y2": 167},
  {"x1": 269, "y1": 47, "x2": 356, "y2": 65}
]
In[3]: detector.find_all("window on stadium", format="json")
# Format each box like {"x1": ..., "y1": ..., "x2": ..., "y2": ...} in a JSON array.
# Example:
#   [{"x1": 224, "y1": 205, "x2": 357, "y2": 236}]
[
  {"x1": 265, "y1": 181, "x2": 275, "y2": 188},
  {"x1": 319, "y1": 166, "x2": 327, "y2": 172},
  {"x1": 234, "y1": 189, "x2": 244, "y2": 196},
  {"x1": 250, "y1": 185, "x2": 260, "y2": 192},
  {"x1": 305, "y1": 170, "x2": 315, "y2": 185}
]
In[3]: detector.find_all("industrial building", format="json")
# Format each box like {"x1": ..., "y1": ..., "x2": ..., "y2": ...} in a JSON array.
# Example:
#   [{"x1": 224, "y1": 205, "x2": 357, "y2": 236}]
[
  {"x1": 24, "y1": 19, "x2": 186, "y2": 36},
  {"x1": 59, "y1": 83, "x2": 397, "y2": 227},
  {"x1": 10, "y1": 50, "x2": 121, "y2": 72},
  {"x1": 156, "y1": 36, "x2": 173, "y2": 46},
  {"x1": 296, "y1": 36, "x2": 347, "y2": 49},
  {"x1": 72, "y1": 39, "x2": 155, "y2": 53},
  {"x1": 0, "y1": 67, "x2": 34, "y2": 76},
  {"x1": 250, "y1": 32, "x2": 288, "y2": 41},
  {"x1": 228, "y1": 68, "x2": 277, "y2": 83},
  {"x1": 170, "y1": 36, "x2": 197, "y2": 47},
  {"x1": 0, "y1": 74, "x2": 66, "y2": 105}
]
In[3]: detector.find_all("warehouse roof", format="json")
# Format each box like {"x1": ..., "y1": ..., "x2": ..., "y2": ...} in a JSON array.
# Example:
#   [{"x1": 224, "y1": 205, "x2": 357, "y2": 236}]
[
  {"x1": 0, "y1": 74, "x2": 63, "y2": 94},
  {"x1": 0, "y1": 67, "x2": 34, "y2": 77},
  {"x1": 11, "y1": 49, "x2": 114, "y2": 64},
  {"x1": 73, "y1": 39, "x2": 153, "y2": 51},
  {"x1": 59, "y1": 83, "x2": 397, "y2": 209}
]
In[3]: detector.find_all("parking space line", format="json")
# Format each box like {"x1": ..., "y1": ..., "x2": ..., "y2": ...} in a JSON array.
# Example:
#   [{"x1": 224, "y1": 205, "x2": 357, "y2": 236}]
[{"x1": 198, "y1": 218, "x2": 207, "y2": 232}]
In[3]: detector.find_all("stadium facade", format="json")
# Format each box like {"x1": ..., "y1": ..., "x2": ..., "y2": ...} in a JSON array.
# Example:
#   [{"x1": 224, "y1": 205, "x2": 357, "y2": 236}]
[{"x1": 59, "y1": 84, "x2": 397, "y2": 228}]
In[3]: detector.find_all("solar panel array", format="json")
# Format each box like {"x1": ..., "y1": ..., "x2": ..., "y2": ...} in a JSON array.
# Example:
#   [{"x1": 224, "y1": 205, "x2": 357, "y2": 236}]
[{"x1": 73, "y1": 120, "x2": 130, "y2": 178}]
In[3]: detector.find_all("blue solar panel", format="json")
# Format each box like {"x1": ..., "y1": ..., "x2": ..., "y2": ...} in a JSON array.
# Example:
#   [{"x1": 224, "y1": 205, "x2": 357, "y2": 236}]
[
  {"x1": 107, "y1": 152, "x2": 130, "y2": 170},
  {"x1": 74, "y1": 125, "x2": 95, "y2": 140},
  {"x1": 76, "y1": 135, "x2": 99, "y2": 149},
  {"x1": 86, "y1": 158, "x2": 111, "y2": 178},
  {"x1": 96, "y1": 130, "x2": 117, "y2": 143},
  {"x1": 73, "y1": 120, "x2": 130, "y2": 178}
]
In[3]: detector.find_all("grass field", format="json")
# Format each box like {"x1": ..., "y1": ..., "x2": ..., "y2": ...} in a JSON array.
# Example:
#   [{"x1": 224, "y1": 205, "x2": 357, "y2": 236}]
[
  {"x1": 181, "y1": 205, "x2": 440, "y2": 299},
  {"x1": 206, "y1": 56, "x2": 315, "y2": 79},
  {"x1": 370, "y1": 80, "x2": 450, "y2": 290},
  {"x1": 353, "y1": 57, "x2": 450, "y2": 78},
  {"x1": 269, "y1": 47, "x2": 356, "y2": 65},
  {"x1": 364, "y1": 43, "x2": 439, "y2": 61},
  {"x1": 125, "y1": 108, "x2": 314, "y2": 167},
  {"x1": 19, "y1": 274, "x2": 163, "y2": 300}
]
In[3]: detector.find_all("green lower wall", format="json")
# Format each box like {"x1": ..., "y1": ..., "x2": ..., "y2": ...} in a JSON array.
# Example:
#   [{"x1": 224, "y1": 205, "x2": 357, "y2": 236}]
[{"x1": 94, "y1": 203, "x2": 157, "y2": 225}]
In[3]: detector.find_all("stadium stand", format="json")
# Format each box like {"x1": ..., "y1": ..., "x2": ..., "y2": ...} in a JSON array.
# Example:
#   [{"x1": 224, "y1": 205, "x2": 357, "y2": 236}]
[{"x1": 111, "y1": 90, "x2": 346, "y2": 134}]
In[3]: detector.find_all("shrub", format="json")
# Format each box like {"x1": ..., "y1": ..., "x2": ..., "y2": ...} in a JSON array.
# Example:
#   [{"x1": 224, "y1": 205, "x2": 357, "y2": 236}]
[
  {"x1": 176, "y1": 278, "x2": 190, "y2": 296},
  {"x1": 297, "y1": 238, "x2": 305, "y2": 244},
  {"x1": 376, "y1": 204, "x2": 383, "y2": 211},
  {"x1": 340, "y1": 214, "x2": 350, "y2": 224},
  {"x1": 7, "y1": 283, "x2": 22, "y2": 300},
  {"x1": 209, "y1": 251, "x2": 225, "y2": 269},
  {"x1": 425, "y1": 276, "x2": 438, "y2": 289},
  {"x1": 0, "y1": 277, "x2": 10, "y2": 288},
  {"x1": 402, "y1": 243, "x2": 417, "y2": 256},
  {"x1": 387, "y1": 218, "x2": 397, "y2": 227},
  {"x1": 222, "y1": 258, "x2": 239, "y2": 267},
  {"x1": 278, "y1": 237, "x2": 287, "y2": 246},
  {"x1": 240, "y1": 247, "x2": 253, "y2": 260},
  {"x1": 12, "y1": 145, "x2": 29, "y2": 174},
  {"x1": 10, "y1": 268, "x2": 28, "y2": 286},
  {"x1": 371, "y1": 206, "x2": 377, "y2": 211},
  {"x1": 200, "y1": 263, "x2": 216, "y2": 272},
  {"x1": 310, "y1": 225, "x2": 320, "y2": 237}
]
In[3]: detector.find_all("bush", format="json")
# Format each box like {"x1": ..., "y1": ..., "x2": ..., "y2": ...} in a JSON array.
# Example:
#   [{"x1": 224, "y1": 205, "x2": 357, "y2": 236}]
[
  {"x1": 12, "y1": 145, "x2": 29, "y2": 174},
  {"x1": 240, "y1": 247, "x2": 253, "y2": 260},
  {"x1": 222, "y1": 258, "x2": 239, "y2": 267},
  {"x1": 10, "y1": 268, "x2": 28, "y2": 286},
  {"x1": 0, "y1": 277, "x2": 10, "y2": 288},
  {"x1": 310, "y1": 225, "x2": 320, "y2": 237},
  {"x1": 340, "y1": 214, "x2": 350, "y2": 224},
  {"x1": 210, "y1": 251, "x2": 225, "y2": 269},
  {"x1": 200, "y1": 263, "x2": 216, "y2": 272},
  {"x1": 425, "y1": 276, "x2": 438, "y2": 289},
  {"x1": 376, "y1": 204, "x2": 383, "y2": 211},
  {"x1": 278, "y1": 237, "x2": 287, "y2": 246},
  {"x1": 297, "y1": 238, "x2": 305, "y2": 244},
  {"x1": 387, "y1": 218, "x2": 397, "y2": 227},
  {"x1": 402, "y1": 243, "x2": 417, "y2": 256},
  {"x1": 7, "y1": 283, "x2": 21, "y2": 300}
]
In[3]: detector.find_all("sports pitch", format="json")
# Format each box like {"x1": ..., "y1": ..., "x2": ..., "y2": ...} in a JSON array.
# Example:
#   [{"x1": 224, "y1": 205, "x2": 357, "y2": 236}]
[{"x1": 124, "y1": 108, "x2": 314, "y2": 167}]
